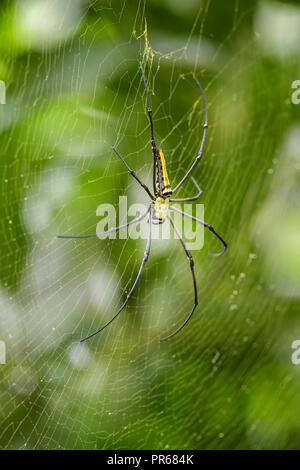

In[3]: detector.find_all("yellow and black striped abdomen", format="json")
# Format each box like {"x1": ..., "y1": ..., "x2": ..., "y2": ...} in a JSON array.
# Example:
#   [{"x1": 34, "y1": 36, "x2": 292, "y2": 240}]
[{"x1": 156, "y1": 149, "x2": 172, "y2": 196}]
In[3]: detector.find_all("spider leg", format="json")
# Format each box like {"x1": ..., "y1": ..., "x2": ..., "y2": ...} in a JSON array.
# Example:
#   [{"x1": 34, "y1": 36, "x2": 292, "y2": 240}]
[
  {"x1": 57, "y1": 206, "x2": 150, "y2": 239},
  {"x1": 139, "y1": 61, "x2": 158, "y2": 193},
  {"x1": 160, "y1": 214, "x2": 198, "y2": 341},
  {"x1": 172, "y1": 77, "x2": 208, "y2": 195},
  {"x1": 80, "y1": 205, "x2": 152, "y2": 342},
  {"x1": 169, "y1": 177, "x2": 203, "y2": 202},
  {"x1": 169, "y1": 205, "x2": 227, "y2": 257},
  {"x1": 113, "y1": 147, "x2": 154, "y2": 200},
  {"x1": 139, "y1": 62, "x2": 157, "y2": 150}
]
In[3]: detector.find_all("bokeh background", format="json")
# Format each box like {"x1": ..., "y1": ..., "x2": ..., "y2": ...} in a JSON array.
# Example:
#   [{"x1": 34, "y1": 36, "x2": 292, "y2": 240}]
[{"x1": 0, "y1": 0, "x2": 300, "y2": 450}]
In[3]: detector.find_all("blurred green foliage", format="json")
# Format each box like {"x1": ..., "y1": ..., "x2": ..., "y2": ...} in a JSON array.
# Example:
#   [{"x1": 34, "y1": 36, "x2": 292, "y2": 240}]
[{"x1": 0, "y1": 0, "x2": 300, "y2": 450}]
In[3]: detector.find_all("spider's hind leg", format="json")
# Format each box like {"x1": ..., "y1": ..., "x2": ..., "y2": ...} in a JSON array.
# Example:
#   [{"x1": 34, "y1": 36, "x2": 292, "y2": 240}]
[
  {"x1": 169, "y1": 177, "x2": 203, "y2": 202},
  {"x1": 172, "y1": 78, "x2": 208, "y2": 195},
  {"x1": 113, "y1": 147, "x2": 154, "y2": 200}
]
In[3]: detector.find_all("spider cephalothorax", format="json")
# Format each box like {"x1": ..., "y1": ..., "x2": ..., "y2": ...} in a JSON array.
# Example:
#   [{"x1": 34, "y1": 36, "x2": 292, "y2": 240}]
[
  {"x1": 58, "y1": 62, "x2": 227, "y2": 343},
  {"x1": 154, "y1": 196, "x2": 169, "y2": 222}
]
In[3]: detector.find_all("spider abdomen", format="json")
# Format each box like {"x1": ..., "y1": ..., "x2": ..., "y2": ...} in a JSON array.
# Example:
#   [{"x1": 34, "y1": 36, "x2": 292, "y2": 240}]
[{"x1": 155, "y1": 149, "x2": 172, "y2": 197}]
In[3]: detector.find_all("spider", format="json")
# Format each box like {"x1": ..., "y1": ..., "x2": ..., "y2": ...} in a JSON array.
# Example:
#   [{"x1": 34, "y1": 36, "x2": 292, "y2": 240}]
[{"x1": 58, "y1": 62, "x2": 227, "y2": 342}]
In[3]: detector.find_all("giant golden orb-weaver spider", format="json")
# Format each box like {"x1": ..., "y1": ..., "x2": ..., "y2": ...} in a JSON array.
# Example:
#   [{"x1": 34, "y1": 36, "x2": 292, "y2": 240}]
[{"x1": 58, "y1": 62, "x2": 227, "y2": 342}]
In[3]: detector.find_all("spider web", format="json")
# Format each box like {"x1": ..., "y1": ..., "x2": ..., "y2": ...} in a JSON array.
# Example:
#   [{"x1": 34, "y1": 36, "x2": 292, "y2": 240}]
[{"x1": 1, "y1": 0, "x2": 300, "y2": 450}]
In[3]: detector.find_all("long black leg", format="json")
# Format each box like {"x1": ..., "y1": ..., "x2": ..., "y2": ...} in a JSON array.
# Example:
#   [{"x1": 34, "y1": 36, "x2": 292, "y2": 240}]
[
  {"x1": 58, "y1": 206, "x2": 150, "y2": 239},
  {"x1": 169, "y1": 205, "x2": 227, "y2": 256},
  {"x1": 113, "y1": 147, "x2": 154, "y2": 200},
  {"x1": 139, "y1": 62, "x2": 157, "y2": 149},
  {"x1": 139, "y1": 62, "x2": 158, "y2": 193},
  {"x1": 172, "y1": 77, "x2": 208, "y2": 195},
  {"x1": 169, "y1": 177, "x2": 202, "y2": 202},
  {"x1": 80, "y1": 206, "x2": 152, "y2": 342},
  {"x1": 160, "y1": 215, "x2": 198, "y2": 341}
]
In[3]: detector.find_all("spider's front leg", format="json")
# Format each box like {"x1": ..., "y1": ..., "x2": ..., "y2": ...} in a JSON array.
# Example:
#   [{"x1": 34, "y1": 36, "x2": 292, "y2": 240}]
[
  {"x1": 57, "y1": 207, "x2": 150, "y2": 239},
  {"x1": 169, "y1": 205, "x2": 227, "y2": 257},
  {"x1": 80, "y1": 205, "x2": 153, "y2": 342},
  {"x1": 160, "y1": 214, "x2": 198, "y2": 341}
]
